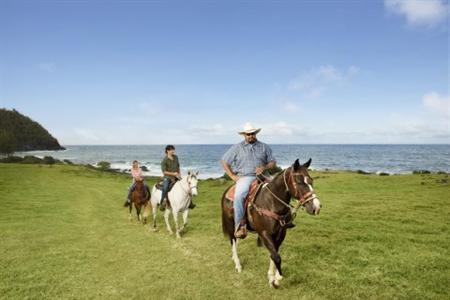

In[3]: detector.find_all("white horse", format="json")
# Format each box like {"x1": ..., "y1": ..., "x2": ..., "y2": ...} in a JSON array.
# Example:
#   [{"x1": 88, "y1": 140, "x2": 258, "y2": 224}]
[{"x1": 150, "y1": 171, "x2": 199, "y2": 238}]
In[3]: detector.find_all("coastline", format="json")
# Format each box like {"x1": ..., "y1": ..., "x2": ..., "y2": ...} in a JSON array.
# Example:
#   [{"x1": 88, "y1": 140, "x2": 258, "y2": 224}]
[{"x1": 1, "y1": 155, "x2": 448, "y2": 180}]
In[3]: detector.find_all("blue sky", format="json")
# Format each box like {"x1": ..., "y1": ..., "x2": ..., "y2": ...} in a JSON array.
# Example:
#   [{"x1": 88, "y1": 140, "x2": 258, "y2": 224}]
[{"x1": 1, "y1": 0, "x2": 448, "y2": 144}]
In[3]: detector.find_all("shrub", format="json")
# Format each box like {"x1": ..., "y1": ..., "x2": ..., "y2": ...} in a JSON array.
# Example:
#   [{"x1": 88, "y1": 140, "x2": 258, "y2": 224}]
[
  {"x1": 63, "y1": 159, "x2": 74, "y2": 165},
  {"x1": 0, "y1": 155, "x2": 23, "y2": 163},
  {"x1": 222, "y1": 173, "x2": 232, "y2": 181},
  {"x1": 43, "y1": 156, "x2": 56, "y2": 164},
  {"x1": 413, "y1": 170, "x2": 431, "y2": 174},
  {"x1": 356, "y1": 170, "x2": 371, "y2": 175},
  {"x1": 22, "y1": 155, "x2": 43, "y2": 164},
  {"x1": 97, "y1": 161, "x2": 111, "y2": 171}
]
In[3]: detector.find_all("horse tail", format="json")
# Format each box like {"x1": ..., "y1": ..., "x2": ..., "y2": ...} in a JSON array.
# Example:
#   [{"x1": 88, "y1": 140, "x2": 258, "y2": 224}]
[
  {"x1": 145, "y1": 185, "x2": 151, "y2": 201},
  {"x1": 123, "y1": 200, "x2": 130, "y2": 207}
]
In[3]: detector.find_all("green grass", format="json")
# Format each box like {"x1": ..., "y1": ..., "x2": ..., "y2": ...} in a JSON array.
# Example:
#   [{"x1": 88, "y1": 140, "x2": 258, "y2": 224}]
[{"x1": 0, "y1": 164, "x2": 449, "y2": 299}]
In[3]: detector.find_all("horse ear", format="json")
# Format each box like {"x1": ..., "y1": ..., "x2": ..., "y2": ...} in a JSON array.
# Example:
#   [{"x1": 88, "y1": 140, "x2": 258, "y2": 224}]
[
  {"x1": 303, "y1": 158, "x2": 312, "y2": 169},
  {"x1": 188, "y1": 171, "x2": 191, "y2": 175},
  {"x1": 293, "y1": 159, "x2": 300, "y2": 171},
  {"x1": 195, "y1": 171, "x2": 199, "y2": 176}
]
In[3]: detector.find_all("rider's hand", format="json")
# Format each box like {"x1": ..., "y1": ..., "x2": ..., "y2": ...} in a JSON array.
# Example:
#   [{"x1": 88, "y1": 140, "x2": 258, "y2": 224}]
[{"x1": 255, "y1": 166, "x2": 265, "y2": 175}]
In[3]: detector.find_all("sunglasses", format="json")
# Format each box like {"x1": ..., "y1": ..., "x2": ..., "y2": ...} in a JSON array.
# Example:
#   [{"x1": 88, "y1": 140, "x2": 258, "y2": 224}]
[{"x1": 245, "y1": 132, "x2": 256, "y2": 136}]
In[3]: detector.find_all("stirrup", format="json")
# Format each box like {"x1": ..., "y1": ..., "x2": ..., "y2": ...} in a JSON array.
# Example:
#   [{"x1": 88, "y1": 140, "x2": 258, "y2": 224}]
[{"x1": 234, "y1": 224, "x2": 247, "y2": 239}]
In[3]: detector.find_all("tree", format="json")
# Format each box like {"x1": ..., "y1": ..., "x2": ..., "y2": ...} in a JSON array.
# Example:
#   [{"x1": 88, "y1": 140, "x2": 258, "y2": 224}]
[{"x1": 0, "y1": 130, "x2": 16, "y2": 156}]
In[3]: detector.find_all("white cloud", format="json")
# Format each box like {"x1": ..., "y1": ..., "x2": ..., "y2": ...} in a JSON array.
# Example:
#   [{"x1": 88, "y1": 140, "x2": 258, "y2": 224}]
[
  {"x1": 423, "y1": 91, "x2": 450, "y2": 117},
  {"x1": 36, "y1": 62, "x2": 56, "y2": 72},
  {"x1": 263, "y1": 121, "x2": 304, "y2": 137},
  {"x1": 287, "y1": 65, "x2": 358, "y2": 99},
  {"x1": 385, "y1": 0, "x2": 449, "y2": 27}
]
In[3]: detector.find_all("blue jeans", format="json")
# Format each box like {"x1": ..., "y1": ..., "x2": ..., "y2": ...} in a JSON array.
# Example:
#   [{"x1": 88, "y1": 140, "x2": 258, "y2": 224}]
[
  {"x1": 160, "y1": 177, "x2": 171, "y2": 204},
  {"x1": 233, "y1": 176, "x2": 255, "y2": 227}
]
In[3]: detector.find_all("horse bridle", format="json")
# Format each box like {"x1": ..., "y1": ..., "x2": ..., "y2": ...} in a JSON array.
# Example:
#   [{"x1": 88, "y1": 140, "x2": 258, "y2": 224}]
[
  {"x1": 182, "y1": 176, "x2": 198, "y2": 196},
  {"x1": 283, "y1": 167, "x2": 317, "y2": 206},
  {"x1": 263, "y1": 167, "x2": 318, "y2": 216}
]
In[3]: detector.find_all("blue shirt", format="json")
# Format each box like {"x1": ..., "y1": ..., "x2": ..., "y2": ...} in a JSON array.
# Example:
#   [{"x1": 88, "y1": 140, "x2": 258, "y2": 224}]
[{"x1": 221, "y1": 141, "x2": 275, "y2": 176}]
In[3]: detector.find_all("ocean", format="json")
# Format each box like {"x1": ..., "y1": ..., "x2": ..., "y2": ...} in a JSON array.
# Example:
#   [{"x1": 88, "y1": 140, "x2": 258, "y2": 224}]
[{"x1": 14, "y1": 144, "x2": 449, "y2": 179}]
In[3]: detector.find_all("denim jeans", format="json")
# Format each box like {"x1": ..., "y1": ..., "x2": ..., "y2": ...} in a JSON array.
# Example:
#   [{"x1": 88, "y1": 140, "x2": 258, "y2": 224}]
[
  {"x1": 160, "y1": 177, "x2": 171, "y2": 204},
  {"x1": 233, "y1": 176, "x2": 255, "y2": 227}
]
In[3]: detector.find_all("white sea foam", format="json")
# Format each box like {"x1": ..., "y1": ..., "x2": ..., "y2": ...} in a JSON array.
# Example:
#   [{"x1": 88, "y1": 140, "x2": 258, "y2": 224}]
[{"x1": 12, "y1": 144, "x2": 450, "y2": 177}]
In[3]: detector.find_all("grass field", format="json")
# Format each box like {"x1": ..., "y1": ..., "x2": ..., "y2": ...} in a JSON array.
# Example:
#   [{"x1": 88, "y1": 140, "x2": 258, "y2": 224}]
[{"x1": 0, "y1": 164, "x2": 449, "y2": 299}]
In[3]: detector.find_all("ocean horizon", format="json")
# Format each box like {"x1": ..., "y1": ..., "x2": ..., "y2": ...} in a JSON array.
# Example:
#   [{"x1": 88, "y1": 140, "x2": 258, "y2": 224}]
[{"x1": 14, "y1": 144, "x2": 450, "y2": 179}]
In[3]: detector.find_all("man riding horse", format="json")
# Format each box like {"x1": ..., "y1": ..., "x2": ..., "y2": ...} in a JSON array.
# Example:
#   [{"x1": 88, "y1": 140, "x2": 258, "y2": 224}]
[
  {"x1": 160, "y1": 145, "x2": 196, "y2": 211},
  {"x1": 221, "y1": 123, "x2": 276, "y2": 239}
]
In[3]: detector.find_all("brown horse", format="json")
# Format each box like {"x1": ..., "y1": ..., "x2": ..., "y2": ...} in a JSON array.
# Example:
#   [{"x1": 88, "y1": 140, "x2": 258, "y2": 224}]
[
  {"x1": 126, "y1": 179, "x2": 151, "y2": 223},
  {"x1": 221, "y1": 158, "x2": 321, "y2": 288}
]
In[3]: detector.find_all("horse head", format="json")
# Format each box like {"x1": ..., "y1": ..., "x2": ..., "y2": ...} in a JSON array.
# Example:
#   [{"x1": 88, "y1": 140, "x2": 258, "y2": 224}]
[
  {"x1": 134, "y1": 178, "x2": 144, "y2": 191},
  {"x1": 287, "y1": 158, "x2": 321, "y2": 215},
  {"x1": 187, "y1": 171, "x2": 199, "y2": 196}
]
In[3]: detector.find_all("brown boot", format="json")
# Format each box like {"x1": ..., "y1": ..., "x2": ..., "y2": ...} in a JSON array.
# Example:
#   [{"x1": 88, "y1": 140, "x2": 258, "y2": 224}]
[{"x1": 234, "y1": 224, "x2": 247, "y2": 239}]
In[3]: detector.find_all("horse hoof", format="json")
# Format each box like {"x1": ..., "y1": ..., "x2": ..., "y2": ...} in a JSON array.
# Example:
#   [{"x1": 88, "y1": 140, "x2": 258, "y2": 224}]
[
  {"x1": 235, "y1": 266, "x2": 242, "y2": 273},
  {"x1": 269, "y1": 280, "x2": 279, "y2": 289}
]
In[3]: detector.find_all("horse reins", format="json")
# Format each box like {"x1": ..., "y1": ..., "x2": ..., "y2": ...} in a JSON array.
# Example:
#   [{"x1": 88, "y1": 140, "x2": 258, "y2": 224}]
[
  {"x1": 254, "y1": 167, "x2": 318, "y2": 225},
  {"x1": 180, "y1": 176, "x2": 197, "y2": 196}
]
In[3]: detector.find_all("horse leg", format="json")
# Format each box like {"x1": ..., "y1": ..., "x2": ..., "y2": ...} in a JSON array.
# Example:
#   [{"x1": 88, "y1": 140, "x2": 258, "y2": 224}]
[
  {"x1": 152, "y1": 204, "x2": 158, "y2": 231},
  {"x1": 142, "y1": 203, "x2": 150, "y2": 225},
  {"x1": 260, "y1": 231, "x2": 282, "y2": 288},
  {"x1": 164, "y1": 208, "x2": 173, "y2": 235},
  {"x1": 136, "y1": 205, "x2": 141, "y2": 222},
  {"x1": 172, "y1": 210, "x2": 181, "y2": 238},
  {"x1": 231, "y1": 238, "x2": 242, "y2": 273},
  {"x1": 180, "y1": 209, "x2": 189, "y2": 232},
  {"x1": 273, "y1": 230, "x2": 287, "y2": 283},
  {"x1": 128, "y1": 202, "x2": 132, "y2": 222}
]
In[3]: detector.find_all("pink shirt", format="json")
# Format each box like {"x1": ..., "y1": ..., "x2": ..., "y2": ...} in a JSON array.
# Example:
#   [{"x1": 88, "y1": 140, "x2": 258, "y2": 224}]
[{"x1": 131, "y1": 168, "x2": 143, "y2": 182}]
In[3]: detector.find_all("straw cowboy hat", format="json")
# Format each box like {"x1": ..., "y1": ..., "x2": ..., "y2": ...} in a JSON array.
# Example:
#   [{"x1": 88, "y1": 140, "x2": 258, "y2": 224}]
[{"x1": 238, "y1": 122, "x2": 261, "y2": 135}]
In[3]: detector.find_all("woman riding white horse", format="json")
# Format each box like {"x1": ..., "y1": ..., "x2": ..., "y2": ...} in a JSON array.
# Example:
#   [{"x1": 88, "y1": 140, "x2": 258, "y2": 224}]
[{"x1": 150, "y1": 171, "x2": 199, "y2": 238}]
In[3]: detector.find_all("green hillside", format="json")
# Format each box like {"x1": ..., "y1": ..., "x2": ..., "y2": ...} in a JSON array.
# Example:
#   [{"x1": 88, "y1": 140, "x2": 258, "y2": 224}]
[{"x1": 0, "y1": 108, "x2": 64, "y2": 152}]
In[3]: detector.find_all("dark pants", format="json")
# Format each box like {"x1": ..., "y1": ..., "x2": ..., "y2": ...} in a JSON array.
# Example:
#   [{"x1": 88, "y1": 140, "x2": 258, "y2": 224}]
[{"x1": 160, "y1": 177, "x2": 171, "y2": 204}]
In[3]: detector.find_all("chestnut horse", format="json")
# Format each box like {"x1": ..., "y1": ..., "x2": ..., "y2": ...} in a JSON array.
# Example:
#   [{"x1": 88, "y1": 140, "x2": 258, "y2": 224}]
[
  {"x1": 221, "y1": 158, "x2": 321, "y2": 288},
  {"x1": 126, "y1": 179, "x2": 151, "y2": 223}
]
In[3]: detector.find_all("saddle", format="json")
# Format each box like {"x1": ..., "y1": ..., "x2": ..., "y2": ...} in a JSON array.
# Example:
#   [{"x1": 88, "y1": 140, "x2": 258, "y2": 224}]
[
  {"x1": 225, "y1": 179, "x2": 266, "y2": 223},
  {"x1": 155, "y1": 178, "x2": 178, "y2": 192}
]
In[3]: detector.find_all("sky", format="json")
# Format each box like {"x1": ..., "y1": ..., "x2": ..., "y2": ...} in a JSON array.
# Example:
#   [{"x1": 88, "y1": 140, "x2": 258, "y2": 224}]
[{"x1": 1, "y1": 0, "x2": 449, "y2": 145}]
